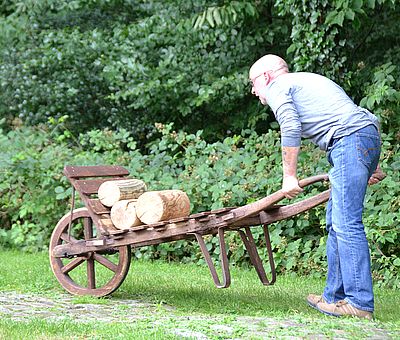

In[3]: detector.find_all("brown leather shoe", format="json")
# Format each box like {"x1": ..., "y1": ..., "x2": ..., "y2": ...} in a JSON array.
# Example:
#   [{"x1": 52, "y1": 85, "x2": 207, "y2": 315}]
[
  {"x1": 317, "y1": 300, "x2": 373, "y2": 320},
  {"x1": 307, "y1": 294, "x2": 326, "y2": 309}
]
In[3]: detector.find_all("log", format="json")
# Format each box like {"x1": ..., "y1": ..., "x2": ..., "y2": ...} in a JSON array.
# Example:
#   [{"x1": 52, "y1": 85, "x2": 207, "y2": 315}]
[
  {"x1": 136, "y1": 190, "x2": 190, "y2": 225},
  {"x1": 110, "y1": 199, "x2": 142, "y2": 230},
  {"x1": 98, "y1": 179, "x2": 147, "y2": 207}
]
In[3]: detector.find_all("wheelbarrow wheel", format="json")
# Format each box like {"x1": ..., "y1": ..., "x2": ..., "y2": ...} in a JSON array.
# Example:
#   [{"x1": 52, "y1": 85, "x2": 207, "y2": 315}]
[{"x1": 49, "y1": 208, "x2": 131, "y2": 297}]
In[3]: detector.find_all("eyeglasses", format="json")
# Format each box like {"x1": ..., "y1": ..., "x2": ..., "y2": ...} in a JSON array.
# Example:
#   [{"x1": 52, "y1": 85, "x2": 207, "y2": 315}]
[
  {"x1": 249, "y1": 66, "x2": 287, "y2": 87},
  {"x1": 249, "y1": 72, "x2": 265, "y2": 87}
]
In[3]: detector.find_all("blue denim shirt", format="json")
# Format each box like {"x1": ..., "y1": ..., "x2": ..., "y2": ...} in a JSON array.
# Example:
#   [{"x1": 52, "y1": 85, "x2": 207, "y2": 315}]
[{"x1": 263, "y1": 72, "x2": 379, "y2": 150}]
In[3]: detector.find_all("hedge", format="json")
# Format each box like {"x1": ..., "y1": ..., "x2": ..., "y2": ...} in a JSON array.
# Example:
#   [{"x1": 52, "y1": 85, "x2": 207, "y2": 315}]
[{"x1": 0, "y1": 122, "x2": 398, "y2": 288}]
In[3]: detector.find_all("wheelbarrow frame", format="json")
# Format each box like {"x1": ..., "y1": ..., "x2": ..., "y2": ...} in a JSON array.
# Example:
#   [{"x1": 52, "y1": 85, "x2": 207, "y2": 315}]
[{"x1": 49, "y1": 165, "x2": 330, "y2": 297}]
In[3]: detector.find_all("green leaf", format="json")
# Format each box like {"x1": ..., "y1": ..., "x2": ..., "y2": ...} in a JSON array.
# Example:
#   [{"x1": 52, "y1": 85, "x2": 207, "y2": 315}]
[
  {"x1": 54, "y1": 186, "x2": 65, "y2": 194},
  {"x1": 206, "y1": 8, "x2": 215, "y2": 28},
  {"x1": 391, "y1": 161, "x2": 400, "y2": 171},
  {"x1": 325, "y1": 10, "x2": 345, "y2": 26},
  {"x1": 352, "y1": 16, "x2": 362, "y2": 29},
  {"x1": 366, "y1": 96, "x2": 375, "y2": 109},
  {"x1": 345, "y1": 9, "x2": 355, "y2": 21},
  {"x1": 245, "y1": 3, "x2": 256, "y2": 17},
  {"x1": 366, "y1": 0, "x2": 376, "y2": 9},
  {"x1": 352, "y1": 0, "x2": 363, "y2": 10},
  {"x1": 195, "y1": 11, "x2": 206, "y2": 29},
  {"x1": 360, "y1": 97, "x2": 367, "y2": 107},
  {"x1": 213, "y1": 8, "x2": 222, "y2": 26},
  {"x1": 287, "y1": 43, "x2": 297, "y2": 55}
]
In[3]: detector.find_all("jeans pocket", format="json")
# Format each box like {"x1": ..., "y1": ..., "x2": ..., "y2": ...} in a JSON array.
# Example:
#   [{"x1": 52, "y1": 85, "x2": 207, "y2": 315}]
[
  {"x1": 327, "y1": 137, "x2": 342, "y2": 165},
  {"x1": 356, "y1": 132, "x2": 380, "y2": 168}
]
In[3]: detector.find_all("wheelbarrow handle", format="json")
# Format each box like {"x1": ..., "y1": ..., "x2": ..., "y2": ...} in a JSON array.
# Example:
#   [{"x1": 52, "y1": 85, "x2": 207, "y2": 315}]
[
  {"x1": 225, "y1": 173, "x2": 329, "y2": 223},
  {"x1": 298, "y1": 174, "x2": 329, "y2": 188}
]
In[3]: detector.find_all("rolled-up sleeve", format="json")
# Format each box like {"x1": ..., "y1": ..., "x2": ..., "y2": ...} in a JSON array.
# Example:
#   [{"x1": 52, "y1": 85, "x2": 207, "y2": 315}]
[{"x1": 264, "y1": 83, "x2": 302, "y2": 147}]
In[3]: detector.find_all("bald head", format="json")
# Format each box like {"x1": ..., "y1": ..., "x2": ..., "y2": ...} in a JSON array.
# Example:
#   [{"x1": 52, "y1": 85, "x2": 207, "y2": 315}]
[
  {"x1": 249, "y1": 54, "x2": 288, "y2": 80},
  {"x1": 249, "y1": 54, "x2": 289, "y2": 105}
]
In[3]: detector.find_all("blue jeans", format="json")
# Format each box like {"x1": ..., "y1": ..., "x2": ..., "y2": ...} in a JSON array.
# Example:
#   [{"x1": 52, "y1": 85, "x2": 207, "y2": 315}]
[{"x1": 322, "y1": 124, "x2": 380, "y2": 312}]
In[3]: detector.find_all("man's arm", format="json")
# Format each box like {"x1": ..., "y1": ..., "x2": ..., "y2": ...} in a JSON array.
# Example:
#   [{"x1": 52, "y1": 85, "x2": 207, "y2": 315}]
[
  {"x1": 282, "y1": 146, "x2": 303, "y2": 199},
  {"x1": 368, "y1": 126, "x2": 386, "y2": 185},
  {"x1": 368, "y1": 164, "x2": 386, "y2": 185}
]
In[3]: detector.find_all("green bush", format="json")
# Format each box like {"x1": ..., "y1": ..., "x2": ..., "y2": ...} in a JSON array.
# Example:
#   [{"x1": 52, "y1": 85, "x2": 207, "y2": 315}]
[
  {"x1": 4, "y1": 1, "x2": 398, "y2": 142},
  {"x1": 0, "y1": 0, "x2": 279, "y2": 141},
  {"x1": 0, "y1": 119, "x2": 133, "y2": 251},
  {"x1": 0, "y1": 123, "x2": 398, "y2": 288}
]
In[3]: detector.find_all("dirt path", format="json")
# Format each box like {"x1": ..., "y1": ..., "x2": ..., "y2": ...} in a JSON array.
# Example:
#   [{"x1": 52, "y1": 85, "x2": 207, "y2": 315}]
[{"x1": 0, "y1": 291, "x2": 394, "y2": 339}]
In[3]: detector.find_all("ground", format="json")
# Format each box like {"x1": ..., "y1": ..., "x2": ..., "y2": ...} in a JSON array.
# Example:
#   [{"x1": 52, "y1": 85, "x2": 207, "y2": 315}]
[{"x1": 0, "y1": 291, "x2": 395, "y2": 339}]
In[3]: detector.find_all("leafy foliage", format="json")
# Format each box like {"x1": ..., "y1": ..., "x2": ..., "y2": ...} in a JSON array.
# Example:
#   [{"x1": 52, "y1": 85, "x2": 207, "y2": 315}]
[
  {"x1": 0, "y1": 0, "x2": 399, "y2": 287},
  {"x1": 360, "y1": 62, "x2": 400, "y2": 133},
  {"x1": 0, "y1": 124, "x2": 398, "y2": 288},
  {"x1": 0, "y1": 0, "x2": 280, "y2": 141},
  {"x1": 0, "y1": 0, "x2": 398, "y2": 139},
  {"x1": 0, "y1": 119, "x2": 132, "y2": 251}
]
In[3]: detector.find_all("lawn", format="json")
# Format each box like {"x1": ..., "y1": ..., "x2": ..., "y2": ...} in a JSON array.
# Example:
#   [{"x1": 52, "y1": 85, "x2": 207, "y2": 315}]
[{"x1": 0, "y1": 250, "x2": 399, "y2": 339}]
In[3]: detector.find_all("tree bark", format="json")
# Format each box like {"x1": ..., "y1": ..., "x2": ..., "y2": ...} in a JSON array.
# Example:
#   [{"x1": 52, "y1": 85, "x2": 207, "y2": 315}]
[{"x1": 136, "y1": 190, "x2": 190, "y2": 224}]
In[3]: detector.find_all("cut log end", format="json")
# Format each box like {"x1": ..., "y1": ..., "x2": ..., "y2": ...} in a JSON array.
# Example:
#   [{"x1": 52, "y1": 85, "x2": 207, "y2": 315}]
[
  {"x1": 98, "y1": 179, "x2": 147, "y2": 207},
  {"x1": 110, "y1": 199, "x2": 142, "y2": 230},
  {"x1": 136, "y1": 190, "x2": 190, "y2": 225}
]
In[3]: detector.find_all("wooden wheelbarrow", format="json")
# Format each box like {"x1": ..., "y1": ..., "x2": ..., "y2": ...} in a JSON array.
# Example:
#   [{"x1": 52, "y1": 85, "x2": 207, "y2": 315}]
[{"x1": 49, "y1": 165, "x2": 330, "y2": 297}]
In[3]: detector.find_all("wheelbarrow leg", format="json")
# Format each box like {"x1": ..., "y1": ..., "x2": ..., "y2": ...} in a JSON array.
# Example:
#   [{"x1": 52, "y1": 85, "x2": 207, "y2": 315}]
[
  {"x1": 194, "y1": 227, "x2": 231, "y2": 288},
  {"x1": 238, "y1": 224, "x2": 276, "y2": 285}
]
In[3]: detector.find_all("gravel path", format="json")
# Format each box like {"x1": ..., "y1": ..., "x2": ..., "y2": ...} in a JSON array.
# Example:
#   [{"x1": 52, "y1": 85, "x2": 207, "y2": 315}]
[
  {"x1": 0, "y1": 291, "x2": 157, "y2": 323},
  {"x1": 0, "y1": 291, "x2": 394, "y2": 339}
]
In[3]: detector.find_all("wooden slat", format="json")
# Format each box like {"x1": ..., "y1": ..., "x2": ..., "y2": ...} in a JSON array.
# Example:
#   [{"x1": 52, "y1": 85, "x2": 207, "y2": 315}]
[
  {"x1": 167, "y1": 216, "x2": 190, "y2": 223},
  {"x1": 146, "y1": 221, "x2": 169, "y2": 229},
  {"x1": 189, "y1": 212, "x2": 210, "y2": 219},
  {"x1": 152, "y1": 225, "x2": 168, "y2": 231},
  {"x1": 74, "y1": 178, "x2": 130, "y2": 195},
  {"x1": 129, "y1": 225, "x2": 148, "y2": 232},
  {"x1": 108, "y1": 229, "x2": 129, "y2": 236},
  {"x1": 97, "y1": 218, "x2": 117, "y2": 235},
  {"x1": 198, "y1": 214, "x2": 216, "y2": 222},
  {"x1": 64, "y1": 165, "x2": 129, "y2": 179},
  {"x1": 211, "y1": 207, "x2": 235, "y2": 214},
  {"x1": 87, "y1": 199, "x2": 110, "y2": 215}
]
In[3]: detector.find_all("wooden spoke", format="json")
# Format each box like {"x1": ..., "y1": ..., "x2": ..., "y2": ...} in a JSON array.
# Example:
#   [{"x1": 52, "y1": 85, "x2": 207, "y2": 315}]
[
  {"x1": 83, "y1": 218, "x2": 93, "y2": 240},
  {"x1": 87, "y1": 256, "x2": 96, "y2": 289},
  {"x1": 49, "y1": 208, "x2": 131, "y2": 297},
  {"x1": 61, "y1": 257, "x2": 86, "y2": 274},
  {"x1": 93, "y1": 253, "x2": 118, "y2": 273},
  {"x1": 60, "y1": 232, "x2": 78, "y2": 243}
]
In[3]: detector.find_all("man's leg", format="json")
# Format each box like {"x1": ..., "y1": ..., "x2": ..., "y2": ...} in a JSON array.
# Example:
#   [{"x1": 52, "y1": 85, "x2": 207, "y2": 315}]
[
  {"x1": 321, "y1": 125, "x2": 380, "y2": 312},
  {"x1": 322, "y1": 197, "x2": 345, "y2": 303}
]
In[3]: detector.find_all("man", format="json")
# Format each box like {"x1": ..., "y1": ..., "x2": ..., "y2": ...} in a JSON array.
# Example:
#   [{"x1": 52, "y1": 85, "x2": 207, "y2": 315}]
[{"x1": 249, "y1": 54, "x2": 385, "y2": 320}]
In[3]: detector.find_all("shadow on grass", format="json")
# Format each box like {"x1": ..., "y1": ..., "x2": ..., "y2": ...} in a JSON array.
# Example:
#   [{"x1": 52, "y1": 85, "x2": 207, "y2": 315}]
[
  {"x1": 114, "y1": 260, "x2": 324, "y2": 316},
  {"x1": 112, "y1": 260, "x2": 400, "y2": 323},
  {"x1": 0, "y1": 250, "x2": 399, "y2": 324}
]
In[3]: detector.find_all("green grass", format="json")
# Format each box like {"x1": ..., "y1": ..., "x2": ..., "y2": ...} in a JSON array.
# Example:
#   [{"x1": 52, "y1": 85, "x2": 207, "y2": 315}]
[
  {"x1": 0, "y1": 318, "x2": 180, "y2": 340},
  {"x1": 0, "y1": 250, "x2": 399, "y2": 339}
]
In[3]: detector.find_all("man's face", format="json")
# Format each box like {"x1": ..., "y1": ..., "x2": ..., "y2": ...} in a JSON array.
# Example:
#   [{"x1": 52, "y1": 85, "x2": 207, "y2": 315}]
[
  {"x1": 249, "y1": 70, "x2": 269, "y2": 106},
  {"x1": 249, "y1": 55, "x2": 289, "y2": 105}
]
